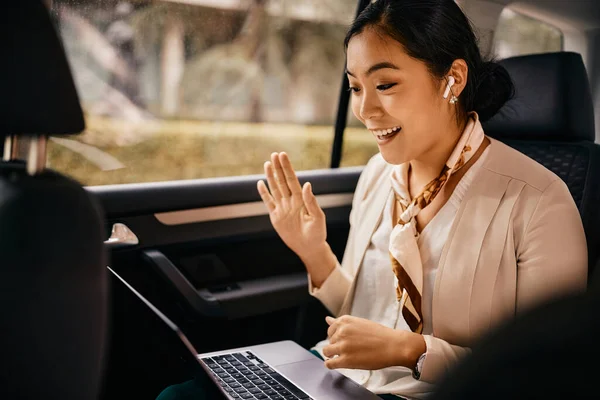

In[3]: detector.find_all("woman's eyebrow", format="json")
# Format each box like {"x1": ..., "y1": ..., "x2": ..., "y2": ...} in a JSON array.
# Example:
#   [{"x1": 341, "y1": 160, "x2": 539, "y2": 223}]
[{"x1": 346, "y1": 62, "x2": 400, "y2": 77}]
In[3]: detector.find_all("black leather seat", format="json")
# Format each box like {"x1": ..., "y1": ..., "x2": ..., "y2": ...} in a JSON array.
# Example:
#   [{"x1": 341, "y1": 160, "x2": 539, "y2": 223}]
[
  {"x1": 0, "y1": 2, "x2": 107, "y2": 399},
  {"x1": 483, "y1": 51, "x2": 599, "y2": 280}
]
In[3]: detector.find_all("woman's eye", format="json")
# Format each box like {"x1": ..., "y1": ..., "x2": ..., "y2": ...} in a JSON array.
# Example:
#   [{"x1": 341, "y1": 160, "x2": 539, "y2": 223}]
[
  {"x1": 377, "y1": 83, "x2": 397, "y2": 91},
  {"x1": 348, "y1": 86, "x2": 361, "y2": 93}
]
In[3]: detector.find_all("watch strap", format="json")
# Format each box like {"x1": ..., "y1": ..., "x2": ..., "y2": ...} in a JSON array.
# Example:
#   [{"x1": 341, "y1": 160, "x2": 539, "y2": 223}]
[{"x1": 412, "y1": 352, "x2": 426, "y2": 380}]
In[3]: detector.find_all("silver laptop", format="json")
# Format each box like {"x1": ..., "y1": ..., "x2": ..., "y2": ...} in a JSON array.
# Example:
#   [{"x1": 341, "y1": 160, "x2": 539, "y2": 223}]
[{"x1": 108, "y1": 267, "x2": 380, "y2": 400}]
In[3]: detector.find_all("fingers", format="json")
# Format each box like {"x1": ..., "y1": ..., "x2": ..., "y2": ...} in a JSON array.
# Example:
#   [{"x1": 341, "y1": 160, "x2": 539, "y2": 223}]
[
  {"x1": 323, "y1": 317, "x2": 353, "y2": 370},
  {"x1": 327, "y1": 315, "x2": 354, "y2": 342},
  {"x1": 271, "y1": 152, "x2": 292, "y2": 198},
  {"x1": 322, "y1": 343, "x2": 342, "y2": 359},
  {"x1": 257, "y1": 180, "x2": 276, "y2": 212},
  {"x1": 326, "y1": 317, "x2": 341, "y2": 340},
  {"x1": 279, "y1": 152, "x2": 302, "y2": 196},
  {"x1": 325, "y1": 355, "x2": 348, "y2": 370},
  {"x1": 264, "y1": 161, "x2": 281, "y2": 201},
  {"x1": 302, "y1": 182, "x2": 323, "y2": 217}
]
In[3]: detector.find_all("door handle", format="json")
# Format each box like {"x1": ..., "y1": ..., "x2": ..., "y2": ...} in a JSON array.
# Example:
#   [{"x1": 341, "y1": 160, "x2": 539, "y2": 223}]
[
  {"x1": 105, "y1": 223, "x2": 139, "y2": 249},
  {"x1": 142, "y1": 250, "x2": 224, "y2": 317}
]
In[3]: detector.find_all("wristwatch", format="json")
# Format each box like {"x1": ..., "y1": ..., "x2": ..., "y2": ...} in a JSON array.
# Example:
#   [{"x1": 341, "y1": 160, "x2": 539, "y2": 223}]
[{"x1": 412, "y1": 353, "x2": 426, "y2": 380}]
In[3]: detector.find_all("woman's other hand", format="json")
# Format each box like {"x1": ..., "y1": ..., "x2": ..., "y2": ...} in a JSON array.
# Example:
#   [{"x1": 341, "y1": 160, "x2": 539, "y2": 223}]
[
  {"x1": 322, "y1": 316, "x2": 426, "y2": 371},
  {"x1": 257, "y1": 152, "x2": 336, "y2": 286}
]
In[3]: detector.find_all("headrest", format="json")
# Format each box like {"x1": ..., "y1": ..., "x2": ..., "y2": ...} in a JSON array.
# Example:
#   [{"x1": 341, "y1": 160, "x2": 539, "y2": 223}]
[
  {"x1": 0, "y1": 1, "x2": 84, "y2": 137},
  {"x1": 482, "y1": 52, "x2": 595, "y2": 142}
]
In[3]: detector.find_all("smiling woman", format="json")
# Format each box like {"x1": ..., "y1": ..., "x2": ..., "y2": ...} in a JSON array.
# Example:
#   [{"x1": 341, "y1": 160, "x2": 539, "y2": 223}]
[
  {"x1": 254, "y1": 0, "x2": 586, "y2": 399},
  {"x1": 159, "y1": 0, "x2": 588, "y2": 399},
  {"x1": 344, "y1": 3, "x2": 514, "y2": 168}
]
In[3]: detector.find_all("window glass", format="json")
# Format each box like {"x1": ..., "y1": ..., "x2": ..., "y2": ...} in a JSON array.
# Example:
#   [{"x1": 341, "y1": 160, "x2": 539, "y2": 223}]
[
  {"x1": 339, "y1": 119, "x2": 379, "y2": 168},
  {"x1": 49, "y1": 0, "x2": 356, "y2": 185},
  {"x1": 493, "y1": 8, "x2": 563, "y2": 59}
]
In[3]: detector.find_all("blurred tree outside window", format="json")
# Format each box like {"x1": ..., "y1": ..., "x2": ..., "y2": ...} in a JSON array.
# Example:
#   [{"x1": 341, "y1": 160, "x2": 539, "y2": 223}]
[
  {"x1": 48, "y1": 2, "x2": 565, "y2": 183},
  {"x1": 48, "y1": 0, "x2": 369, "y2": 185},
  {"x1": 493, "y1": 7, "x2": 563, "y2": 59}
]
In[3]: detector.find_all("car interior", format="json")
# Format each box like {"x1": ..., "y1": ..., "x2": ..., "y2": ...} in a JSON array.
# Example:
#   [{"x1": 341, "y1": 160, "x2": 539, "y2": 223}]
[{"x1": 1, "y1": 0, "x2": 599, "y2": 399}]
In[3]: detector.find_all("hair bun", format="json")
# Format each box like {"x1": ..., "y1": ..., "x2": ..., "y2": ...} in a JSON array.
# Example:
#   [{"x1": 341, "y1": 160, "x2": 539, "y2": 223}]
[{"x1": 473, "y1": 61, "x2": 515, "y2": 122}]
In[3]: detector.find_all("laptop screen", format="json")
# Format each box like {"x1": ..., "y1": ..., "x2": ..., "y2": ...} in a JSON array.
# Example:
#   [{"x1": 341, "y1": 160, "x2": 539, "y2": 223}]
[{"x1": 107, "y1": 266, "x2": 202, "y2": 362}]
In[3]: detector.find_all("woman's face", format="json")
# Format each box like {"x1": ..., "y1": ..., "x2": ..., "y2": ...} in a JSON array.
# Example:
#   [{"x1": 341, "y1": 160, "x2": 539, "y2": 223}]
[{"x1": 346, "y1": 28, "x2": 456, "y2": 165}]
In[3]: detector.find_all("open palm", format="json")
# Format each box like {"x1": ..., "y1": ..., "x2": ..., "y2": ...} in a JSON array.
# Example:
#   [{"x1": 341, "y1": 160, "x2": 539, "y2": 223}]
[{"x1": 257, "y1": 152, "x2": 327, "y2": 259}]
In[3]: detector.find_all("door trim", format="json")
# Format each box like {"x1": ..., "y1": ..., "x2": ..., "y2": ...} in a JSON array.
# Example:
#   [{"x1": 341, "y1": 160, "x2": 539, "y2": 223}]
[{"x1": 154, "y1": 193, "x2": 353, "y2": 225}]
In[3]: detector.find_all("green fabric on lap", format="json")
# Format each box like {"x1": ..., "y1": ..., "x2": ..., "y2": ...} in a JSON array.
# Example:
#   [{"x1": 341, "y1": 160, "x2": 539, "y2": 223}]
[
  {"x1": 156, "y1": 375, "x2": 222, "y2": 400},
  {"x1": 156, "y1": 359, "x2": 222, "y2": 400},
  {"x1": 309, "y1": 349, "x2": 323, "y2": 359}
]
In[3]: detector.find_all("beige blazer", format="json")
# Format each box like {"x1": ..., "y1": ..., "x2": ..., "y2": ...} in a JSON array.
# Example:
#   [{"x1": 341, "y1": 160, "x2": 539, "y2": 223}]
[{"x1": 310, "y1": 137, "x2": 587, "y2": 384}]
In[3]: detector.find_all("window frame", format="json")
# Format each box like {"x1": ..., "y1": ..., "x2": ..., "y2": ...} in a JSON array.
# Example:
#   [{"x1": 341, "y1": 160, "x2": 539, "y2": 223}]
[{"x1": 329, "y1": 0, "x2": 371, "y2": 168}]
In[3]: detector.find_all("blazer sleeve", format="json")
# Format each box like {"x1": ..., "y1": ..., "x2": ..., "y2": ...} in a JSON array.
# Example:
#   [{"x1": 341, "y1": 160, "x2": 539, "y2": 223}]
[
  {"x1": 419, "y1": 335, "x2": 471, "y2": 383},
  {"x1": 515, "y1": 178, "x2": 587, "y2": 311},
  {"x1": 419, "y1": 178, "x2": 587, "y2": 384},
  {"x1": 307, "y1": 156, "x2": 377, "y2": 316}
]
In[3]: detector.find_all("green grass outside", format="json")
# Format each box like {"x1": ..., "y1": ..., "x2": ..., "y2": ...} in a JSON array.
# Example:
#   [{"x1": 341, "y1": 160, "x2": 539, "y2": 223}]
[{"x1": 47, "y1": 115, "x2": 380, "y2": 186}]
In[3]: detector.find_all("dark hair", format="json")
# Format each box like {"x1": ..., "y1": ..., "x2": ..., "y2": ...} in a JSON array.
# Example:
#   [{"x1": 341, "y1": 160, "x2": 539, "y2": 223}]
[{"x1": 344, "y1": 0, "x2": 514, "y2": 122}]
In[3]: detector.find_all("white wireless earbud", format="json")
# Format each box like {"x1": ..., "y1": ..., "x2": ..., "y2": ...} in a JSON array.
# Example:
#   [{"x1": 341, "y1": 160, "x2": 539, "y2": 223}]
[{"x1": 443, "y1": 76, "x2": 455, "y2": 99}]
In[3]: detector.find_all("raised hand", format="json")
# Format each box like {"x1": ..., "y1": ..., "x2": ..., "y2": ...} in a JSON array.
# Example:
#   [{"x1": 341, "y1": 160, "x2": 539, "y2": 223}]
[
  {"x1": 257, "y1": 152, "x2": 327, "y2": 258},
  {"x1": 257, "y1": 152, "x2": 336, "y2": 286}
]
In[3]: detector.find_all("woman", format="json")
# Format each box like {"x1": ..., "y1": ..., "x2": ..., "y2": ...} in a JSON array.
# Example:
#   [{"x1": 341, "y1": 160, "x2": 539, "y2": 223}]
[
  {"x1": 256, "y1": 0, "x2": 586, "y2": 398},
  {"x1": 159, "y1": 0, "x2": 587, "y2": 399}
]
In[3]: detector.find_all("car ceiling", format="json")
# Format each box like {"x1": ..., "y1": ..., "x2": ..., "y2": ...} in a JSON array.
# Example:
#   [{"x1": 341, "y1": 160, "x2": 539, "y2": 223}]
[{"x1": 488, "y1": 0, "x2": 600, "y2": 31}]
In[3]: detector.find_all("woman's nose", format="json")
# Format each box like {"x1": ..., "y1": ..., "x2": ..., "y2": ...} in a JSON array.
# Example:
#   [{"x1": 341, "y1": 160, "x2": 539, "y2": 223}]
[{"x1": 360, "y1": 92, "x2": 383, "y2": 120}]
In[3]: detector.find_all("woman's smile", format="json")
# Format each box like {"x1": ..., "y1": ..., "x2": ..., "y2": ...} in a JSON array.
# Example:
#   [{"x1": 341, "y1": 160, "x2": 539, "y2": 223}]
[{"x1": 369, "y1": 125, "x2": 402, "y2": 143}]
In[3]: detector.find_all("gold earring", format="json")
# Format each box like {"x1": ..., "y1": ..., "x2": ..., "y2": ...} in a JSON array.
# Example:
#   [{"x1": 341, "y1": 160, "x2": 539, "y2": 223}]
[{"x1": 449, "y1": 95, "x2": 458, "y2": 105}]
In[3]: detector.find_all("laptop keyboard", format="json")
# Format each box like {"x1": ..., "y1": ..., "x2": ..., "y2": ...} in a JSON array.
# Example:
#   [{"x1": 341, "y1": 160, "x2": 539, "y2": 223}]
[{"x1": 202, "y1": 351, "x2": 312, "y2": 400}]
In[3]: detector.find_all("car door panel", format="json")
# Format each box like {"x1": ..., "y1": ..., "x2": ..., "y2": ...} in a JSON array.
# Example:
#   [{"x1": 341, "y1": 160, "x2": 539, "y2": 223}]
[{"x1": 95, "y1": 167, "x2": 362, "y2": 399}]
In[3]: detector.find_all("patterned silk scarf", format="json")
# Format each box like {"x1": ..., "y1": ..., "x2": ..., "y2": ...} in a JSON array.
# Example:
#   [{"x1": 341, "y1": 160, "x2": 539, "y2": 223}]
[{"x1": 389, "y1": 115, "x2": 484, "y2": 333}]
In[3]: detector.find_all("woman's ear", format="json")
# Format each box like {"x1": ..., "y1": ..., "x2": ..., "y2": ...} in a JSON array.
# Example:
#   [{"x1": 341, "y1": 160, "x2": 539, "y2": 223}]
[{"x1": 448, "y1": 59, "x2": 468, "y2": 98}]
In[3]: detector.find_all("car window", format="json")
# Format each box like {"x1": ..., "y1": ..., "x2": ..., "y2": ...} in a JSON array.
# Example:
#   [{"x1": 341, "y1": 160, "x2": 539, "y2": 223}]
[
  {"x1": 339, "y1": 113, "x2": 379, "y2": 168},
  {"x1": 493, "y1": 7, "x2": 563, "y2": 59},
  {"x1": 48, "y1": 0, "x2": 356, "y2": 185}
]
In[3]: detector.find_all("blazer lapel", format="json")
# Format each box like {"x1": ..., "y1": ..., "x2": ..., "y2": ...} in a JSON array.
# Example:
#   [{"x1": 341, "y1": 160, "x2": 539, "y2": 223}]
[
  {"x1": 432, "y1": 138, "x2": 534, "y2": 343},
  {"x1": 432, "y1": 167, "x2": 510, "y2": 341},
  {"x1": 469, "y1": 178, "x2": 525, "y2": 333}
]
